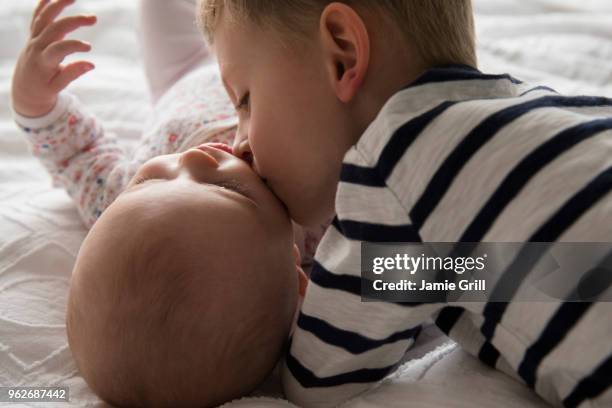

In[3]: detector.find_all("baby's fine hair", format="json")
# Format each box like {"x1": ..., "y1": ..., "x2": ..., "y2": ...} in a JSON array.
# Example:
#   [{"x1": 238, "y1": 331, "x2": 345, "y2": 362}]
[
  {"x1": 66, "y1": 196, "x2": 296, "y2": 408},
  {"x1": 197, "y1": 0, "x2": 476, "y2": 69}
]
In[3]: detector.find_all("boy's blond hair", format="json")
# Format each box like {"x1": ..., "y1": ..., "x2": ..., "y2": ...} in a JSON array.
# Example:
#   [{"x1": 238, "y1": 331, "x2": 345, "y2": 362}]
[{"x1": 197, "y1": 0, "x2": 477, "y2": 69}]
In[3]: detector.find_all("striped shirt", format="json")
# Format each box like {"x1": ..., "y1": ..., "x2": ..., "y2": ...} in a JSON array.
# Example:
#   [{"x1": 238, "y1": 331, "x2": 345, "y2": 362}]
[{"x1": 282, "y1": 65, "x2": 612, "y2": 408}]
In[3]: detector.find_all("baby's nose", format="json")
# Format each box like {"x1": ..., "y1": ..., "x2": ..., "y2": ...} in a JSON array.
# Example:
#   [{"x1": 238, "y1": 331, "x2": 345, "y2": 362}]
[
  {"x1": 180, "y1": 147, "x2": 219, "y2": 174},
  {"x1": 233, "y1": 139, "x2": 253, "y2": 165}
]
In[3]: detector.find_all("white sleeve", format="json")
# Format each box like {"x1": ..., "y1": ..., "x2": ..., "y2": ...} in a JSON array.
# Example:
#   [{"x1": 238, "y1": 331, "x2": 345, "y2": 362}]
[{"x1": 12, "y1": 92, "x2": 140, "y2": 229}]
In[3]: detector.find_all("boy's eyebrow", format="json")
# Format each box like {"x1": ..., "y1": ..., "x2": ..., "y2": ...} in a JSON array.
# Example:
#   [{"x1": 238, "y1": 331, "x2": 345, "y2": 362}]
[
  {"x1": 219, "y1": 62, "x2": 240, "y2": 102},
  {"x1": 221, "y1": 77, "x2": 235, "y2": 104},
  {"x1": 221, "y1": 75, "x2": 237, "y2": 106}
]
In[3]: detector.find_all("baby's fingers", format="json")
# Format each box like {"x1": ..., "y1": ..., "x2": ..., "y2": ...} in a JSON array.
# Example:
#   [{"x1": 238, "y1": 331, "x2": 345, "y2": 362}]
[
  {"x1": 49, "y1": 61, "x2": 94, "y2": 93},
  {"x1": 43, "y1": 39, "x2": 91, "y2": 67},
  {"x1": 30, "y1": 0, "x2": 50, "y2": 32},
  {"x1": 38, "y1": 15, "x2": 97, "y2": 48},
  {"x1": 31, "y1": 0, "x2": 75, "y2": 38}
]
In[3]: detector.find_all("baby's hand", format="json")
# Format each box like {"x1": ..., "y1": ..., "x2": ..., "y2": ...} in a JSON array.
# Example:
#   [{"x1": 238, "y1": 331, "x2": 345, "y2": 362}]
[{"x1": 11, "y1": 0, "x2": 96, "y2": 118}]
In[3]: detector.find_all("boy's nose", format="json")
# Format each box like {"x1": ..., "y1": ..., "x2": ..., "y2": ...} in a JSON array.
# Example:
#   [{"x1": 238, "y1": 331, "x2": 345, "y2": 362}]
[{"x1": 233, "y1": 139, "x2": 253, "y2": 165}]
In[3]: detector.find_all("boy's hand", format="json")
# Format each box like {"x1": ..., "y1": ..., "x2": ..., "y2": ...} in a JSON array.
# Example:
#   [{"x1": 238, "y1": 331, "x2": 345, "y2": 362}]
[{"x1": 11, "y1": 0, "x2": 97, "y2": 118}]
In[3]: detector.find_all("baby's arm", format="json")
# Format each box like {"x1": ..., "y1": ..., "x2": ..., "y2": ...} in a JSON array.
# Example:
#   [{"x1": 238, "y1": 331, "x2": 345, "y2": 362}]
[
  {"x1": 12, "y1": 93, "x2": 138, "y2": 228},
  {"x1": 11, "y1": 0, "x2": 136, "y2": 229}
]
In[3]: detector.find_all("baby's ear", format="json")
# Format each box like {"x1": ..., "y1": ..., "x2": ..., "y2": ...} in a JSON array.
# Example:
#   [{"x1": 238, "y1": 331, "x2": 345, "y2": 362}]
[
  {"x1": 297, "y1": 264, "x2": 308, "y2": 297},
  {"x1": 292, "y1": 243, "x2": 302, "y2": 265},
  {"x1": 293, "y1": 244, "x2": 308, "y2": 295}
]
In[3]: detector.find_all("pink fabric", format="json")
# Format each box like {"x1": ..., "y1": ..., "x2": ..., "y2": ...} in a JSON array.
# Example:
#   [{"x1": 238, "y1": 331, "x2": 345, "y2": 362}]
[{"x1": 137, "y1": 0, "x2": 211, "y2": 105}]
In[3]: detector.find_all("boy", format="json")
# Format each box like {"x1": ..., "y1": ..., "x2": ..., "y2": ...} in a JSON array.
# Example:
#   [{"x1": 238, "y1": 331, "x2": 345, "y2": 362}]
[{"x1": 197, "y1": 1, "x2": 612, "y2": 407}]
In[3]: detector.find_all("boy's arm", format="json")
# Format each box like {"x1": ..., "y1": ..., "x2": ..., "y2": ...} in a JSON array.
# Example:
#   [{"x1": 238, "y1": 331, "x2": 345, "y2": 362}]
[
  {"x1": 12, "y1": 92, "x2": 139, "y2": 228},
  {"x1": 281, "y1": 221, "x2": 440, "y2": 408}
]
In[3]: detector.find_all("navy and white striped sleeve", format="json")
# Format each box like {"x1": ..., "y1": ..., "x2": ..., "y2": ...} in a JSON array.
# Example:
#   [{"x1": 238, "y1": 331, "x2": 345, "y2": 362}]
[{"x1": 281, "y1": 222, "x2": 434, "y2": 407}]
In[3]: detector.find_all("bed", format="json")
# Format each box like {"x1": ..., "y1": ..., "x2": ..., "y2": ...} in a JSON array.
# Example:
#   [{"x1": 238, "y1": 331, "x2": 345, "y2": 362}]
[{"x1": 1, "y1": 0, "x2": 610, "y2": 406}]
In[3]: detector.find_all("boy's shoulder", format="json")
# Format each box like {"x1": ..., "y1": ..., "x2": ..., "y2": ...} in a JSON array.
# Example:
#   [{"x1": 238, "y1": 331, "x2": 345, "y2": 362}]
[
  {"x1": 339, "y1": 66, "x2": 612, "y2": 232},
  {"x1": 353, "y1": 65, "x2": 612, "y2": 168}
]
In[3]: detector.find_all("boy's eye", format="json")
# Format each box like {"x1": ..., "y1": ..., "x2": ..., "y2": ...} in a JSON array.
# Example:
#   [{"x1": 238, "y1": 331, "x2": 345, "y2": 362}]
[{"x1": 236, "y1": 92, "x2": 250, "y2": 112}]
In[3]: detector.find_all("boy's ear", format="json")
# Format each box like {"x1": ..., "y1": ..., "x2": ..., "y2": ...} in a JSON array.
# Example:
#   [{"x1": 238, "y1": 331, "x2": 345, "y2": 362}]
[{"x1": 319, "y1": 2, "x2": 370, "y2": 103}]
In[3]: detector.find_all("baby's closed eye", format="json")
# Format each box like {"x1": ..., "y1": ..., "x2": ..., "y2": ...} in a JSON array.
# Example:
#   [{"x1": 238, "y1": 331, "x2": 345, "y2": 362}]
[{"x1": 214, "y1": 179, "x2": 252, "y2": 199}]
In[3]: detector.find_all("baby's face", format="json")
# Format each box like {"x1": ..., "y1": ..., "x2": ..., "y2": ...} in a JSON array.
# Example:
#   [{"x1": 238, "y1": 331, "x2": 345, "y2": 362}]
[
  {"x1": 125, "y1": 142, "x2": 289, "y2": 234},
  {"x1": 213, "y1": 14, "x2": 356, "y2": 227}
]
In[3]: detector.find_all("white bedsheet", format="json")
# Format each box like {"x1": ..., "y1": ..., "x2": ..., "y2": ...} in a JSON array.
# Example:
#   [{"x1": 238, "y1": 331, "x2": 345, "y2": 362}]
[{"x1": 1, "y1": 0, "x2": 610, "y2": 407}]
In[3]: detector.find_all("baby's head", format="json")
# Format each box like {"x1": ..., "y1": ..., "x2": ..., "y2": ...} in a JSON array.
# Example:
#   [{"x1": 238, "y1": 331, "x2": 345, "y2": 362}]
[
  {"x1": 196, "y1": 0, "x2": 476, "y2": 227},
  {"x1": 67, "y1": 144, "x2": 306, "y2": 407}
]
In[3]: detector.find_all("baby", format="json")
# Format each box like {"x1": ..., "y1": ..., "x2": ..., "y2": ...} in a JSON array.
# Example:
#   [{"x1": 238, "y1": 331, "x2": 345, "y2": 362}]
[
  {"x1": 66, "y1": 143, "x2": 306, "y2": 407},
  {"x1": 11, "y1": 0, "x2": 315, "y2": 406}
]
